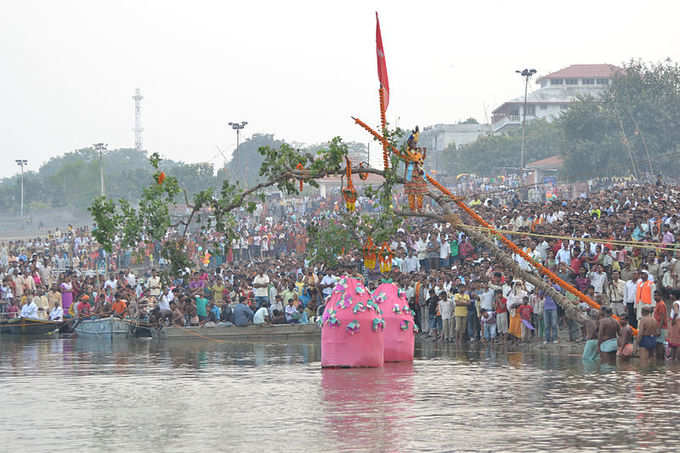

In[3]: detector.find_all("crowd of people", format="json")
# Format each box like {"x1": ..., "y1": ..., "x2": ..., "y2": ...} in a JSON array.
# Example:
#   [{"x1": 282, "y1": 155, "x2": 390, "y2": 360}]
[{"x1": 2, "y1": 179, "x2": 680, "y2": 361}]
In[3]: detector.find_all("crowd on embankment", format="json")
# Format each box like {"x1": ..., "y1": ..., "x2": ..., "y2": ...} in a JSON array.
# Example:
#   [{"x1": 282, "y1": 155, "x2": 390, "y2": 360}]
[{"x1": 2, "y1": 179, "x2": 680, "y2": 361}]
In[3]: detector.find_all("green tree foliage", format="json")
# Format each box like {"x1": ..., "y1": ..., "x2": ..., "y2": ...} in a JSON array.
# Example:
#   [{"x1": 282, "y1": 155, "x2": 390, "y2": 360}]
[
  {"x1": 224, "y1": 134, "x2": 286, "y2": 187},
  {"x1": 562, "y1": 59, "x2": 680, "y2": 180},
  {"x1": 441, "y1": 119, "x2": 563, "y2": 176},
  {"x1": 559, "y1": 98, "x2": 623, "y2": 180},
  {"x1": 0, "y1": 148, "x2": 217, "y2": 214},
  {"x1": 88, "y1": 127, "x2": 407, "y2": 273}
]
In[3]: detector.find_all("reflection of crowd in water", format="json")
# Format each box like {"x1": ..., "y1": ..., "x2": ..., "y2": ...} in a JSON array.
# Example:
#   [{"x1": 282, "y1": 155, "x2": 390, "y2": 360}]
[{"x1": 2, "y1": 181, "x2": 680, "y2": 362}]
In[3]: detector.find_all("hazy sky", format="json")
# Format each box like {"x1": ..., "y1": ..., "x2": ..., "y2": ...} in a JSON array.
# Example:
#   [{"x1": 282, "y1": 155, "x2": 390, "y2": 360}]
[{"x1": 2, "y1": 0, "x2": 679, "y2": 178}]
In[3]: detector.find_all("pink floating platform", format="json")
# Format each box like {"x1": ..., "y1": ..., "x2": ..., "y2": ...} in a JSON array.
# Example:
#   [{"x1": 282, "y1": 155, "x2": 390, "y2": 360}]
[
  {"x1": 372, "y1": 283, "x2": 415, "y2": 362},
  {"x1": 321, "y1": 277, "x2": 385, "y2": 368}
]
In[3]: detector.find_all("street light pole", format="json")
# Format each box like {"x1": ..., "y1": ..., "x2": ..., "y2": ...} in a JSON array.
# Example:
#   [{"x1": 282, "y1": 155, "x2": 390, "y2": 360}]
[
  {"x1": 228, "y1": 121, "x2": 248, "y2": 156},
  {"x1": 515, "y1": 68, "x2": 537, "y2": 171},
  {"x1": 93, "y1": 143, "x2": 107, "y2": 196},
  {"x1": 15, "y1": 159, "x2": 28, "y2": 217}
]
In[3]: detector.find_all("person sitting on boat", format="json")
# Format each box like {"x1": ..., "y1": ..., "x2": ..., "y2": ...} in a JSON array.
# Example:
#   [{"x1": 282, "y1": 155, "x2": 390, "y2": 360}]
[
  {"x1": 76, "y1": 295, "x2": 92, "y2": 319},
  {"x1": 20, "y1": 296, "x2": 39, "y2": 319},
  {"x1": 49, "y1": 300, "x2": 63, "y2": 321},
  {"x1": 170, "y1": 301, "x2": 185, "y2": 327},
  {"x1": 158, "y1": 292, "x2": 172, "y2": 321},
  {"x1": 6, "y1": 299, "x2": 19, "y2": 319},
  {"x1": 112, "y1": 298, "x2": 128, "y2": 318}
]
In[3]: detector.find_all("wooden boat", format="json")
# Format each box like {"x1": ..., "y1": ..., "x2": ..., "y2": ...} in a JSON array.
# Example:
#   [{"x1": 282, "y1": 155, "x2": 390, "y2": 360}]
[
  {"x1": 152, "y1": 323, "x2": 321, "y2": 341},
  {"x1": 0, "y1": 318, "x2": 63, "y2": 336},
  {"x1": 74, "y1": 316, "x2": 129, "y2": 337}
]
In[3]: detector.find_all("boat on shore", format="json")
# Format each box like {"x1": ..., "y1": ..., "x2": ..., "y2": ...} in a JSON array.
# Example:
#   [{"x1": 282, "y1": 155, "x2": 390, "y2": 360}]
[
  {"x1": 152, "y1": 323, "x2": 320, "y2": 341},
  {"x1": 74, "y1": 316, "x2": 129, "y2": 337},
  {"x1": 0, "y1": 318, "x2": 63, "y2": 336}
]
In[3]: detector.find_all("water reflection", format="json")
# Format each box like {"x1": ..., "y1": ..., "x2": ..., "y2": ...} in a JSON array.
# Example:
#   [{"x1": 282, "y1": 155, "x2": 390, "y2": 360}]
[
  {"x1": 1, "y1": 337, "x2": 680, "y2": 451},
  {"x1": 322, "y1": 363, "x2": 414, "y2": 452}
]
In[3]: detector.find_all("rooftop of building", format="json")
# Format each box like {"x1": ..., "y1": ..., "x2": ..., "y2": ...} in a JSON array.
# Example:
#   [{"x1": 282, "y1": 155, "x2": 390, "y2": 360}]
[
  {"x1": 526, "y1": 155, "x2": 564, "y2": 169},
  {"x1": 536, "y1": 64, "x2": 622, "y2": 82}
]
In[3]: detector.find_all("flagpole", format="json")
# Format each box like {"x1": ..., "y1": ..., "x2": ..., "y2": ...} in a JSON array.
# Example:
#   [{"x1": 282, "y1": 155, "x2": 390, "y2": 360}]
[{"x1": 379, "y1": 87, "x2": 388, "y2": 170}]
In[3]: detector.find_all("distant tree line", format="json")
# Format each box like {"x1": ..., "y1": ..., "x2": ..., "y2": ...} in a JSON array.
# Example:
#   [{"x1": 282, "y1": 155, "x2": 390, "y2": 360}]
[
  {"x1": 439, "y1": 59, "x2": 680, "y2": 181},
  {"x1": 0, "y1": 133, "x2": 372, "y2": 215}
]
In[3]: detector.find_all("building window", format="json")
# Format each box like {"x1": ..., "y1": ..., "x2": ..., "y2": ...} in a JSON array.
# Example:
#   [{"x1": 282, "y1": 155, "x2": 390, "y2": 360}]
[
  {"x1": 525, "y1": 105, "x2": 536, "y2": 116},
  {"x1": 550, "y1": 79, "x2": 563, "y2": 85},
  {"x1": 565, "y1": 78, "x2": 578, "y2": 85},
  {"x1": 582, "y1": 78, "x2": 595, "y2": 85},
  {"x1": 540, "y1": 80, "x2": 548, "y2": 88},
  {"x1": 539, "y1": 104, "x2": 547, "y2": 110},
  {"x1": 560, "y1": 104, "x2": 569, "y2": 110},
  {"x1": 596, "y1": 78, "x2": 609, "y2": 85}
]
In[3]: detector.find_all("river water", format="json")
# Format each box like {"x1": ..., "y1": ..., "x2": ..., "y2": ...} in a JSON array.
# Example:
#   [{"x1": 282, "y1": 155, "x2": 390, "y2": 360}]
[{"x1": 2, "y1": 337, "x2": 680, "y2": 452}]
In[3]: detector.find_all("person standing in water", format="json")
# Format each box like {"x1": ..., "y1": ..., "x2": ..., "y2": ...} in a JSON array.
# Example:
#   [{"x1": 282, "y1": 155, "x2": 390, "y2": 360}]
[
  {"x1": 636, "y1": 306, "x2": 660, "y2": 366},
  {"x1": 597, "y1": 307, "x2": 619, "y2": 364}
]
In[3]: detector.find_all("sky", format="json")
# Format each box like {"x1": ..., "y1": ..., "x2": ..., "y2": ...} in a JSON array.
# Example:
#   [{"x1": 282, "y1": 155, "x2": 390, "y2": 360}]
[{"x1": 1, "y1": 0, "x2": 679, "y2": 178}]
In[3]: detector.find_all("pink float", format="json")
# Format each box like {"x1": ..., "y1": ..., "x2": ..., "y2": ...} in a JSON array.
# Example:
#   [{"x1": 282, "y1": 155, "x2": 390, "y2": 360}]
[
  {"x1": 372, "y1": 283, "x2": 415, "y2": 362},
  {"x1": 321, "y1": 277, "x2": 385, "y2": 368}
]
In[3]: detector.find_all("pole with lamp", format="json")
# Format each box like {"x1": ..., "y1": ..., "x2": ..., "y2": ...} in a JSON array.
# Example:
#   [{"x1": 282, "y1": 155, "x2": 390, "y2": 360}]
[
  {"x1": 228, "y1": 121, "x2": 248, "y2": 155},
  {"x1": 93, "y1": 143, "x2": 107, "y2": 196},
  {"x1": 15, "y1": 159, "x2": 28, "y2": 217},
  {"x1": 515, "y1": 68, "x2": 536, "y2": 172}
]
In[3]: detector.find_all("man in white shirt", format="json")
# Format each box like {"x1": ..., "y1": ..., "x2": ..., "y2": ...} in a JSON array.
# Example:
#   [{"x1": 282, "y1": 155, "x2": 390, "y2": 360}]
[
  {"x1": 589, "y1": 264, "x2": 607, "y2": 296},
  {"x1": 556, "y1": 244, "x2": 571, "y2": 267},
  {"x1": 49, "y1": 301, "x2": 63, "y2": 321},
  {"x1": 20, "y1": 298, "x2": 38, "y2": 319},
  {"x1": 439, "y1": 235, "x2": 450, "y2": 268},
  {"x1": 404, "y1": 252, "x2": 420, "y2": 273},
  {"x1": 253, "y1": 270, "x2": 270, "y2": 308},
  {"x1": 253, "y1": 306, "x2": 269, "y2": 325},
  {"x1": 438, "y1": 292, "x2": 454, "y2": 342},
  {"x1": 478, "y1": 282, "x2": 495, "y2": 312},
  {"x1": 104, "y1": 277, "x2": 117, "y2": 291},
  {"x1": 126, "y1": 271, "x2": 136, "y2": 288},
  {"x1": 624, "y1": 271, "x2": 639, "y2": 328}
]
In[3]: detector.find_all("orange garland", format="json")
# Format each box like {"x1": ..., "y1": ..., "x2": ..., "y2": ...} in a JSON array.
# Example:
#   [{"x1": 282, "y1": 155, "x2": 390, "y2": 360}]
[
  {"x1": 352, "y1": 116, "x2": 412, "y2": 162},
  {"x1": 379, "y1": 87, "x2": 389, "y2": 170},
  {"x1": 378, "y1": 241, "x2": 393, "y2": 273},
  {"x1": 351, "y1": 116, "x2": 633, "y2": 333},
  {"x1": 425, "y1": 174, "x2": 637, "y2": 335},
  {"x1": 363, "y1": 237, "x2": 377, "y2": 269},
  {"x1": 341, "y1": 156, "x2": 357, "y2": 212}
]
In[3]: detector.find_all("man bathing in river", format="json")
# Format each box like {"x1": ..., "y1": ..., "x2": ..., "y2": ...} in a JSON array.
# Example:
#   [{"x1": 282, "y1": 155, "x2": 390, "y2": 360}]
[
  {"x1": 617, "y1": 316, "x2": 634, "y2": 360},
  {"x1": 636, "y1": 306, "x2": 660, "y2": 365},
  {"x1": 598, "y1": 306, "x2": 619, "y2": 364},
  {"x1": 582, "y1": 308, "x2": 599, "y2": 361}
]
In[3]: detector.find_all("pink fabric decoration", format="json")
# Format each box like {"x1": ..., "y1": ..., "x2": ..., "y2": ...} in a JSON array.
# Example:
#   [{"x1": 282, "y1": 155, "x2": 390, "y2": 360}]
[
  {"x1": 372, "y1": 283, "x2": 414, "y2": 362},
  {"x1": 322, "y1": 277, "x2": 384, "y2": 368}
]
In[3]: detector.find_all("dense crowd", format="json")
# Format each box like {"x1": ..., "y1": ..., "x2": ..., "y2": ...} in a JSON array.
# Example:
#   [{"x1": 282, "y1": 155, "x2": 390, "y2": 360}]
[{"x1": 2, "y1": 179, "x2": 680, "y2": 362}]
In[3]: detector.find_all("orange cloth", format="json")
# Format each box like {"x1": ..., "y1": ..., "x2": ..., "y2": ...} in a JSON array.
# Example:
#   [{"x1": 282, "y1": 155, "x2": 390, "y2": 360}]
[
  {"x1": 508, "y1": 309, "x2": 522, "y2": 339},
  {"x1": 636, "y1": 281, "x2": 653, "y2": 304},
  {"x1": 112, "y1": 300, "x2": 127, "y2": 315}
]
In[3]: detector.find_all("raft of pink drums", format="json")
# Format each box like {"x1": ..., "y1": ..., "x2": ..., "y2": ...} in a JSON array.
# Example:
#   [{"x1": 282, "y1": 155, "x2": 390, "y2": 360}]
[{"x1": 320, "y1": 277, "x2": 416, "y2": 368}]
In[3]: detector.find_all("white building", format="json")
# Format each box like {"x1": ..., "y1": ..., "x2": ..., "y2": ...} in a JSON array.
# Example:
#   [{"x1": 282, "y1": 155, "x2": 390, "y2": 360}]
[
  {"x1": 421, "y1": 123, "x2": 492, "y2": 152},
  {"x1": 491, "y1": 64, "x2": 622, "y2": 133}
]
